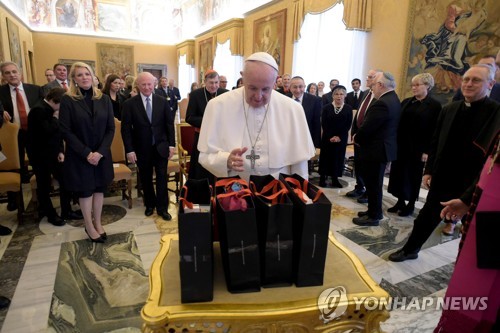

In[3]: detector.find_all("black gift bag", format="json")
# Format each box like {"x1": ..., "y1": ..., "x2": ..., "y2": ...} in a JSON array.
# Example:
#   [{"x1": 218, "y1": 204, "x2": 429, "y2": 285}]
[
  {"x1": 216, "y1": 177, "x2": 261, "y2": 293},
  {"x1": 250, "y1": 175, "x2": 294, "y2": 287},
  {"x1": 280, "y1": 173, "x2": 332, "y2": 287},
  {"x1": 178, "y1": 178, "x2": 214, "y2": 303},
  {"x1": 476, "y1": 211, "x2": 500, "y2": 269}
]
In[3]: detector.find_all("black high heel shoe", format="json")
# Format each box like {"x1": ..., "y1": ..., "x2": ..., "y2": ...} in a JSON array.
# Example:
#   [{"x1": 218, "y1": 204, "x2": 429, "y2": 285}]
[{"x1": 85, "y1": 228, "x2": 104, "y2": 243}]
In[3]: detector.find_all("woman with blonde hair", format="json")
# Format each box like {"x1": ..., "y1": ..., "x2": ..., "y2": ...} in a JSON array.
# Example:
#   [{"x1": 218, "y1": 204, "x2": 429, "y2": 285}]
[
  {"x1": 387, "y1": 72, "x2": 441, "y2": 216},
  {"x1": 59, "y1": 62, "x2": 115, "y2": 243}
]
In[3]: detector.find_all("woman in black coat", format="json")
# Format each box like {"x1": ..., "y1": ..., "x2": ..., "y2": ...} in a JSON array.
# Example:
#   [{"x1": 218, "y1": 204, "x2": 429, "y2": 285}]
[
  {"x1": 319, "y1": 85, "x2": 353, "y2": 187},
  {"x1": 102, "y1": 74, "x2": 126, "y2": 120},
  {"x1": 388, "y1": 73, "x2": 441, "y2": 216},
  {"x1": 59, "y1": 62, "x2": 115, "y2": 242}
]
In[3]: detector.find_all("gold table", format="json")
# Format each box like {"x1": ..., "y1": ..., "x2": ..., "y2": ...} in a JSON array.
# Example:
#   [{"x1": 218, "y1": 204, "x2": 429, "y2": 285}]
[{"x1": 142, "y1": 233, "x2": 389, "y2": 332}]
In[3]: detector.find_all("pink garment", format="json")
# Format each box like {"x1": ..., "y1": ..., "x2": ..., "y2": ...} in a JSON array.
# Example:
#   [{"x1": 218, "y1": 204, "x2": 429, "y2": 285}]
[{"x1": 435, "y1": 156, "x2": 500, "y2": 332}]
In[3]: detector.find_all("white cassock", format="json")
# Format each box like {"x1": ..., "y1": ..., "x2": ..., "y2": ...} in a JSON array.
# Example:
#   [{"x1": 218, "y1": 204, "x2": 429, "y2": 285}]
[{"x1": 198, "y1": 87, "x2": 316, "y2": 182}]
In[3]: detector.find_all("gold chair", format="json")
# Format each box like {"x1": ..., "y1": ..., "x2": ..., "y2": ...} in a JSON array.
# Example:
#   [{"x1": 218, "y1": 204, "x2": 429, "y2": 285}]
[
  {"x1": 109, "y1": 118, "x2": 133, "y2": 208},
  {"x1": 178, "y1": 98, "x2": 189, "y2": 122},
  {"x1": 0, "y1": 122, "x2": 24, "y2": 222},
  {"x1": 177, "y1": 122, "x2": 196, "y2": 188}
]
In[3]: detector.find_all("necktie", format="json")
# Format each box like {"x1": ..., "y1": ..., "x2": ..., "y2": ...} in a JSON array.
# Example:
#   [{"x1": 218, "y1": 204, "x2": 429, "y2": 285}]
[
  {"x1": 146, "y1": 97, "x2": 154, "y2": 144},
  {"x1": 15, "y1": 87, "x2": 28, "y2": 130},
  {"x1": 354, "y1": 92, "x2": 358, "y2": 100},
  {"x1": 61, "y1": 81, "x2": 68, "y2": 91},
  {"x1": 146, "y1": 96, "x2": 152, "y2": 122},
  {"x1": 357, "y1": 91, "x2": 372, "y2": 127},
  {"x1": 295, "y1": 98, "x2": 300, "y2": 103}
]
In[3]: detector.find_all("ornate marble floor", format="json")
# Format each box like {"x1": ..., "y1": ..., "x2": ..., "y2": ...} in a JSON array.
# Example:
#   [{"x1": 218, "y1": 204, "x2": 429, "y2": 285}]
[{"x1": 0, "y1": 175, "x2": 460, "y2": 333}]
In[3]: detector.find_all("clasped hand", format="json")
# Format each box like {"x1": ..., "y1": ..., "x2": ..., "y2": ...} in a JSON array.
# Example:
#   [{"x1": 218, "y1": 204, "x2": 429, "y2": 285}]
[{"x1": 87, "y1": 152, "x2": 102, "y2": 166}]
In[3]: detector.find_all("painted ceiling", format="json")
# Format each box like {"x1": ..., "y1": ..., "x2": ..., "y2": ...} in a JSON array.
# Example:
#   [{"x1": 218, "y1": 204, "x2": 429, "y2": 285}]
[{"x1": 1, "y1": 0, "x2": 272, "y2": 44}]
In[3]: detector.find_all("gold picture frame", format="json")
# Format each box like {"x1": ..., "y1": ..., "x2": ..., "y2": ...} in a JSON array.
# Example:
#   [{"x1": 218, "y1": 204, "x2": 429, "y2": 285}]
[
  {"x1": 96, "y1": 43, "x2": 134, "y2": 78},
  {"x1": 401, "y1": 0, "x2": 500, "y2": 104},
  {"x1": 198, "y1": 37, "x2": 213, "y2": 83},
  {"x1": 6, "y1": 18, "x2": 23, "y2": 71},
  {"x1": 253, "y1": 9, "x2": 286, "y2": 75}
]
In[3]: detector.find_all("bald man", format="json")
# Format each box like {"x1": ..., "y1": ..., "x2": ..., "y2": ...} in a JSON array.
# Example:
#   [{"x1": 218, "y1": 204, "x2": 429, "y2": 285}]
[{"x1": 121, "y1": 72, "x2": 175, "y2": 221}]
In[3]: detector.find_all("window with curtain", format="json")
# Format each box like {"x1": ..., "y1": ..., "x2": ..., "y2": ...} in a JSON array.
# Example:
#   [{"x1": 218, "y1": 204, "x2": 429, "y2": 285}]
[
  {"x1": 292, "y1": 3, "x2": 367, "y2": 92},
  {"x1": 178, "y1": 54, "x2": 196, "y2": 99},
  {"x1": 213, "y1": 40, "x2": 244, "y2": 90}
]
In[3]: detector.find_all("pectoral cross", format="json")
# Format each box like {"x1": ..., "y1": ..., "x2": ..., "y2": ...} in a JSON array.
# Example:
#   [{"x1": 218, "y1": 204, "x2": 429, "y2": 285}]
[{"x1": 246, "y1": 149, "x2": 260, "y2": 169}]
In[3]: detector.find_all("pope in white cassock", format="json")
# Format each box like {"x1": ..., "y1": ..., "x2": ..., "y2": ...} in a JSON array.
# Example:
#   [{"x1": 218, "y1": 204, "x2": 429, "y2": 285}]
[{"x1": 198, "y1": 52, "x2": 316, "y2": 182}]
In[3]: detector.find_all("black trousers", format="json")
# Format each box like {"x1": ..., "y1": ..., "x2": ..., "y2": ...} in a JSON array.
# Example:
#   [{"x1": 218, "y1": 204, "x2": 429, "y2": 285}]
[
  {"x1": 353, "y1": 145, "x2": 366, "y2": 190},
  {"x1": 137, "y1": 146, "x2": 168, "y2": 213},
  {"x1": 32, "y1": 159, "x2": 71, "y2": 217},
  {"x1": 357, "y1": 160, "x2": 386, "y2": 219}
]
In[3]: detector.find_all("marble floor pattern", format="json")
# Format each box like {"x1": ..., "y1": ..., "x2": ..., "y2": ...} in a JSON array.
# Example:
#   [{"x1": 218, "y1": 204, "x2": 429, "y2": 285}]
[{"x1": 0, "y1": 175, "x2": 461, "y2": 333}]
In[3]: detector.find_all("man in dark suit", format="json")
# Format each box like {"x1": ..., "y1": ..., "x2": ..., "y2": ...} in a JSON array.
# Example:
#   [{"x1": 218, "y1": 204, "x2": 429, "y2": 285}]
[
  {"x1": 321, "y1": 79, "x2": 340, "y2": 106},
  {"x1": 345, "y1": 78, "x2": 363, "y2": 110},
  {"x1": 121, "y1": 72, "x2": 175, "y2": 221},
  {"x1": 0, "y1": 61, "x2": 44, "y2": 210},
  {"x1": 389, "y1": 64, "x2": 500, "y2": 262},
  {"x1": 155, "y1": 77, "x2": 182, "y2": 119},
  {"x1": 26, "y1": 87, "x2": 81, "y2": 226},
  {"x1": 352, "y1": 71, "x2": 401, "y2": 226},
  {"x1": 452, "y1": 55, "x2": 500, "y2": 102},
  {"x1": 289, "y1": 76, "x2": 322, "y2": 148},
  {"x1": 43, "y1": 63, "x2": 69, "y2": 95},
  {"x1": 347, "y1": 70, "x2": 379, "y2": 202}
]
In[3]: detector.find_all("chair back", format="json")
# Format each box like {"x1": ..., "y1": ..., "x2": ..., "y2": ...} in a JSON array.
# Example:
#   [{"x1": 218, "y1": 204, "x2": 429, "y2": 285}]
[
  {"x1": 0, "y1": 122, "x2": 20, "y2": 171},
  {"x1": 178, "y1": 98, "x2": 188, "y2": 122},
  {"x1": 111, "y1": 118, "x2": 126, "y2": 163},
  {"x1": 177, "y1": 122, "x2": 196, "y2": 156}
]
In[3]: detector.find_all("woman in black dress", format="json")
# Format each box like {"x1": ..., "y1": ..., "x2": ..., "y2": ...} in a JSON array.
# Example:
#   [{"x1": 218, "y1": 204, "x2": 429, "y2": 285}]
[
  {"x1": 59, "y1": 62, "x2": 115, "y2": 242},
  {"x1": 319, "y1": 85, "x2": 353, "y2": 187},
  {"x1": 102, "y1": 74, "x2": 125, "y2": 120},
  {"x1": 388, "y1": 73, "x2": 441, "y2": 216}
]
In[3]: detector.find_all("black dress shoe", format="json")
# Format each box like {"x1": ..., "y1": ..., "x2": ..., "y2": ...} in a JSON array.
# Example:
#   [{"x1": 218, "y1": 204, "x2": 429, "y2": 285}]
[
  {"x1": 48, "y1": 215, "x2": 66, "y2": 226},
  {"x1": 0, "y1": 225, "x2": 12, "y2": 236},
  {"x1": 158, "y1": 211, "x2": 172, "y2": 221},
  {"x1": 0, "y1": 296, "x2": 11, "y2": 309},
  {"x1": 145, "y1": 207, "x2": 154, "y2": 216},
  {"x1": 388, "y1": 249, "x2": 418, "y2": 262},
  {"x1": 62, "y1": 210, "x2": 83, "y2": 220},
  {"x1": 85, "y1": 229, "x2": 104, "y2": 243},
  {"x1": 387, "y1": 204, "x2": 402, "y2": 213},
  {"x1": 346, "y1": 188, "x2": 365, "y2": 198},
  {"x1": 398, "y1": 206, "x2": 414, "y2": 217},
  {"x1": 357, "y1": 193, "x2": 368, "y2": 204},
  {"x1": 352, "y1": 215, "x2": 380, "y2": 226},
  {"x1": 357, "y1": 210, "x2": 369, "y2": 217},
  {"x1": 332, "y1": 179, "x2": 343, "y2": 188},
  {"x1": 7, "y1": 202, "x2": 17, "y2": 212}
]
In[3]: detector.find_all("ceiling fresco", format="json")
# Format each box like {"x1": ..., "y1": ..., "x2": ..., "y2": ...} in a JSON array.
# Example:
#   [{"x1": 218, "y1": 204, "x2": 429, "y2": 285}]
[{"x1": 1, "y1": 0, "x2": 272, "y2": 44}]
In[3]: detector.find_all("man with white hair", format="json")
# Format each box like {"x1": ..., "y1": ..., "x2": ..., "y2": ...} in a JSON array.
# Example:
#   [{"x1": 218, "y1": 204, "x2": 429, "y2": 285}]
[
  {"x1": 352, "y1": 71, "x2": 401, "y2": 226},
  {"x1": 198, "y1": 52, "x2": 315, "y2": 181}
]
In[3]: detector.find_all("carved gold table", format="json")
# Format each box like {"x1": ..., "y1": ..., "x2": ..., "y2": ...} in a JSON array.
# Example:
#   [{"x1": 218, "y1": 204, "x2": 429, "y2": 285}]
[{"x1": 142, "y1": 233, "x2": 389, "y2": 332}]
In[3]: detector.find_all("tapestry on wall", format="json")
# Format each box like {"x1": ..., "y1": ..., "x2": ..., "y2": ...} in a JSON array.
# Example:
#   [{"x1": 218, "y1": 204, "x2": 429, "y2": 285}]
[{"x1": 402, "y1": 0, "x2": 499, "y2": 104}]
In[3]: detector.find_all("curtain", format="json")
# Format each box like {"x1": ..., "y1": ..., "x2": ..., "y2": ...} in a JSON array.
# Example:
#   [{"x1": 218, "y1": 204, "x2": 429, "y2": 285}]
[
  {"x1": 343, "y1": 0, "x2": 373, "y2": 31},
  {"x1": 213, "y1": 40, "x2": 243, "y2": 90},
  {"x1": 178, "y1": 54, "x2": 196, "y2": 101},
  {"x1": 292, "y1": 3, "x2": 366, "y2": 91}
]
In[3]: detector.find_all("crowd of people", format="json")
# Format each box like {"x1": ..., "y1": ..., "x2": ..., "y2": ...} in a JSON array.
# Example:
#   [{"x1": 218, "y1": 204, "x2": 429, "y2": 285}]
[{"x1": 1, "y1": 49, "x2": 499, "y2": 329}]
